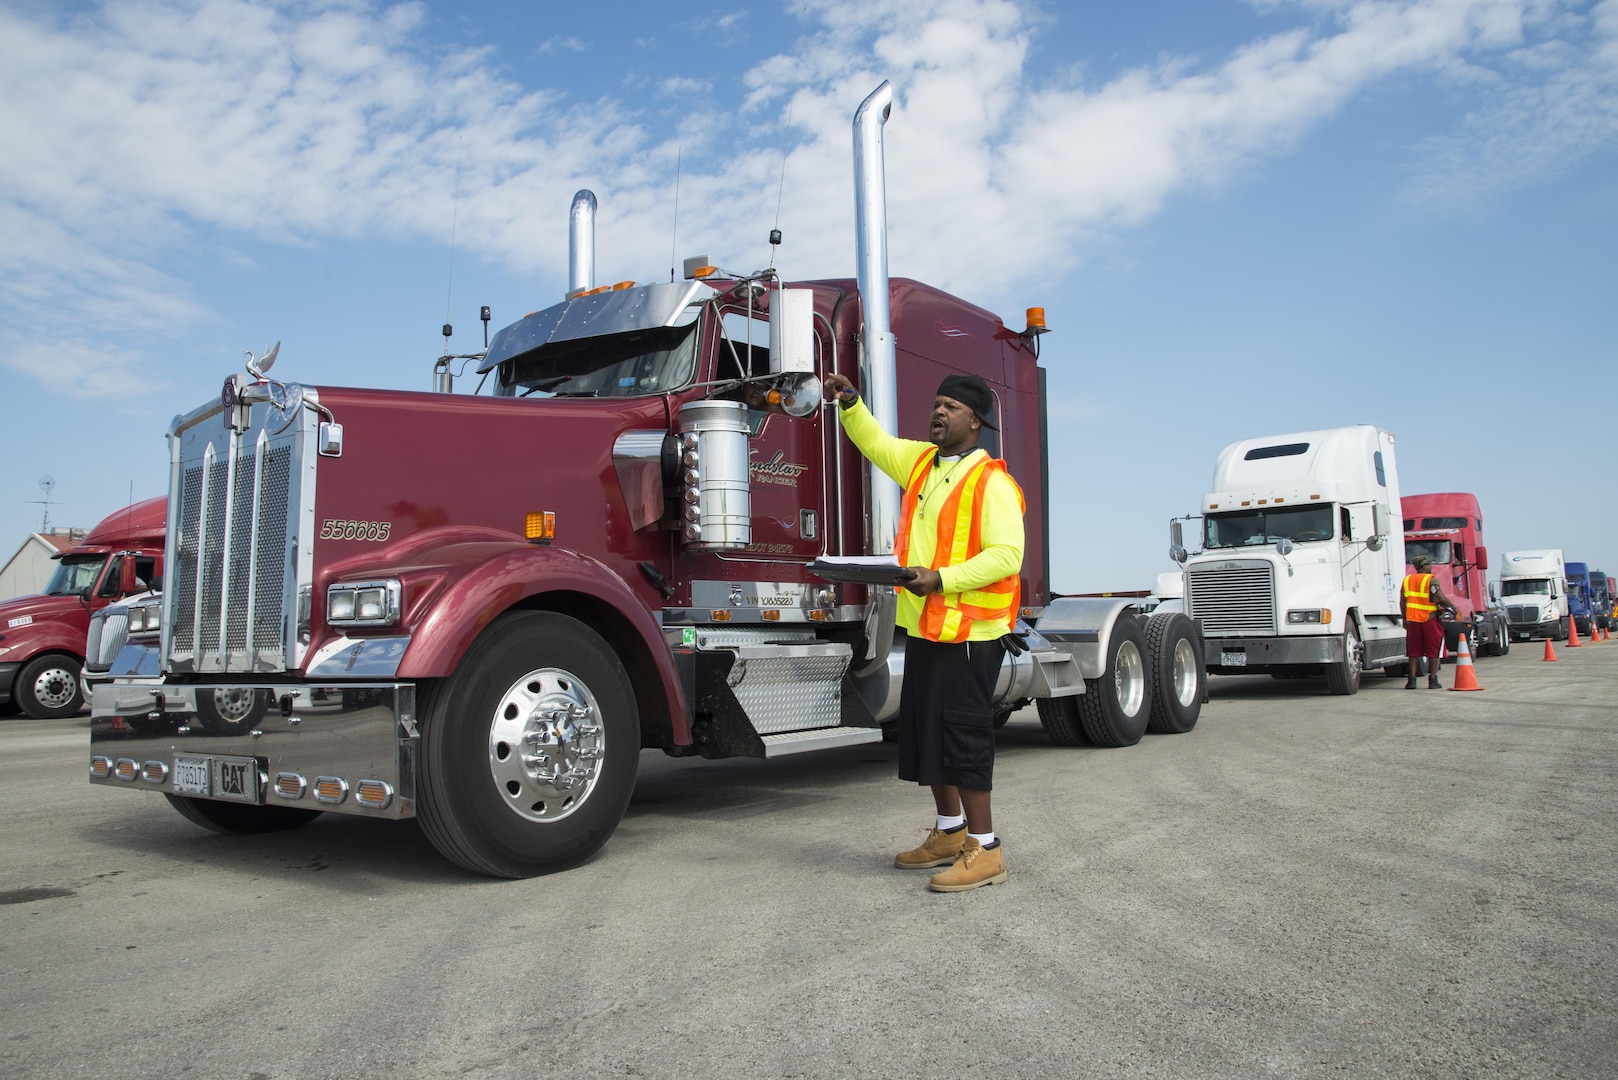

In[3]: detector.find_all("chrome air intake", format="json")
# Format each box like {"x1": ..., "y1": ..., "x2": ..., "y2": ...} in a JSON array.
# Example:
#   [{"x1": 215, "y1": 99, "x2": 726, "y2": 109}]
[
  {"x1": 676, "y1": 400, "x2": 752, "y2": 550},
  {"x1": 568, "y1": 190, "x2": 597, "y2": 297}
]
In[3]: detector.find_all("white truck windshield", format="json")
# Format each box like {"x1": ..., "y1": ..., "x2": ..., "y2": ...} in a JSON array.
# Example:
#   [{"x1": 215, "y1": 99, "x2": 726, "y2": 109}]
[
  {"x1": 1502, "y1": 579, "x2": 1551, "y2": 596},
  {"x1": 1205, "y1": 505, "x2": 1334, "y2": 548}
]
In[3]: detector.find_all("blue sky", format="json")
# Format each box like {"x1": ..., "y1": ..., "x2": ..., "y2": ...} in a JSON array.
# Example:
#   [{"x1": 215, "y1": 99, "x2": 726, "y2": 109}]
[{"x1": 2, "y1": 0, "x2": 1614, "y2": 591}]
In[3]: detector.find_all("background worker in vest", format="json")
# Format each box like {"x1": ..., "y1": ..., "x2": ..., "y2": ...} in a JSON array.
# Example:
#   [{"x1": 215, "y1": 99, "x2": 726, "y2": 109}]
[
  {"x1": 1401, "y1": 554, "x2": 1460, "y2": 689},
  {"x1": 823, "y1": 370, "x2": 1026, "y2": 892}
]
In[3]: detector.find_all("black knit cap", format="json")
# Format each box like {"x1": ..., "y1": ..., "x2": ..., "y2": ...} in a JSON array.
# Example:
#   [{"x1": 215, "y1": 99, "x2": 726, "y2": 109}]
[{"x1": 936, "y1": 373, "x2": 997, "y2": 430}]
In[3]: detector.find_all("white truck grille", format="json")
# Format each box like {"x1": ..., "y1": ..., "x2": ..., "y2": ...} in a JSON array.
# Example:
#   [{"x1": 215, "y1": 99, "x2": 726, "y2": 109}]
[
  {"x1": 1187, "y1": 562, "x2": 1277, "y2": 635},
  {"x1": 1507, "y1": 604, "x2": 1540, "y2": 624}
]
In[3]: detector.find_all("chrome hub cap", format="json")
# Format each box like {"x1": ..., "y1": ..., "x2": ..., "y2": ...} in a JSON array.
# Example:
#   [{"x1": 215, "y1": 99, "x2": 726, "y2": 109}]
[
  {"x1": 488, "y1": 668, "x2": 605, "y2": 823},
  {"x1": 211, "y1": 687, "x2": 256, "y2": 723},
  {"x1": 1171, "y1": 637, "x2": 1199, "y2": 708},
  {"x1": 33, "y1": 665, "x2": 77, "y2": 710},
  {"x1": 1114, "y1": 640, "x2": 1146, "y2": 716}
]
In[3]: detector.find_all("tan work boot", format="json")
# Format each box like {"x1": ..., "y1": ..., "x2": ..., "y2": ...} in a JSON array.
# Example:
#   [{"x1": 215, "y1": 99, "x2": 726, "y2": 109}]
[
  {"x1": 928, "y1": 837, "x2": 1008, "y2": 892},
  {"x1": 894, "y1": 825, "x2": 968, "y2": 869}
]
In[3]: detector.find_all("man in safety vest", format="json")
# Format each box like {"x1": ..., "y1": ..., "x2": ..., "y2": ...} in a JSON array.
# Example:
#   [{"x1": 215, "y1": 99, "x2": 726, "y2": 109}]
[
  {"x1": 1400, "y1": 554, "x2": 1459, "y2": 689},
  {"x1": 824, "y1": 370, "x2": 1025, "y2": 892}
]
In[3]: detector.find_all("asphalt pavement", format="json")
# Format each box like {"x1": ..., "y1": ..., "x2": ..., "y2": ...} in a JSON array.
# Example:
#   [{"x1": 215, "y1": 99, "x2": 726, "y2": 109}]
[{"x1": 2, "y1": 640, "x2": 1615, "y2": 1079}]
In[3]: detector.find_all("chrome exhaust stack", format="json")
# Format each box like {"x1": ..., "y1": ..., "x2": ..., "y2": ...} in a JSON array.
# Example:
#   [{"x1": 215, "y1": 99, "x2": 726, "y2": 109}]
[
  {"x1": 852, "y1": 80, "x2": 899, "y2": 678},
  {"x1": 567, "y1": 189, "x2": 597, "y2": 298}
]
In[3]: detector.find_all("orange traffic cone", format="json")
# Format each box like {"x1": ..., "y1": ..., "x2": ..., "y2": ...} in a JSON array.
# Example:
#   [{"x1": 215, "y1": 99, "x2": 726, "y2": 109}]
[
  {"x1": 1605, "y1": 624, "x2": 1612, "y2": 642},
  {"x1": 1567, "y1": 617, "x2": 1582, "y2": 648},
  {"x1": 1449, "y1": 633, "x2": 1483, "y2": 691},
  {"x1": 1543, "y1": 638, "x2": 1558, "y2": 661}
]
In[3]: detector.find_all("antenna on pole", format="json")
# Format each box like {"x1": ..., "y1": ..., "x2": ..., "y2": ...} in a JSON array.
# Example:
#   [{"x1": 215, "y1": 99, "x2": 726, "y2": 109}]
[
  {"x1": 769, "y1": 95, "x2": 795, "y2": 271},
  {"x1": 669, "y1": 147, "x2": 682, "y2": 282},
  {"x1": 30, "y1": 475, "x2": 56, "y2": 532}
]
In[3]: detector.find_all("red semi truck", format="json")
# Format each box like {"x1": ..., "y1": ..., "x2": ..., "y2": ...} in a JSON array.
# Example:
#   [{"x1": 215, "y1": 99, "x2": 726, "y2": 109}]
[
  {"x1": 1400, "y1": 492, "x2": 1509, "y2": 658},
  {"x1": 86, "y1": 83, "x2": 1207, "y2": 877},
  {"x1": 0, "y1": 498, "x2": 165, "y2": 719}
]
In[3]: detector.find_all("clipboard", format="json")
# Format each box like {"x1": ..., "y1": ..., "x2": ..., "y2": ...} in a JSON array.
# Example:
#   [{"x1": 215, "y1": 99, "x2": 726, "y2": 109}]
[{"x1": 808, "y1": 556, "x2": 918, "y2": 586}]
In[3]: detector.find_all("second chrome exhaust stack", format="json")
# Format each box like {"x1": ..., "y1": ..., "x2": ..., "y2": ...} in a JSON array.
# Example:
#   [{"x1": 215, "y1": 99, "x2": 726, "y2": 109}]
[{"x1": 568, "y1": 189, "x2": 597, "y2": 298}]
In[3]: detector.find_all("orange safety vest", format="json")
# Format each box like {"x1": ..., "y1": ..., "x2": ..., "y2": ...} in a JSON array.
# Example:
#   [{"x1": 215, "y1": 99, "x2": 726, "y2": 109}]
[
  {"x1": 892, "y1": 448, "x2": 1025, "y2": 643},
  {"x1": 1403, "y1": 573, "x2": 1437, "y2": 622}
]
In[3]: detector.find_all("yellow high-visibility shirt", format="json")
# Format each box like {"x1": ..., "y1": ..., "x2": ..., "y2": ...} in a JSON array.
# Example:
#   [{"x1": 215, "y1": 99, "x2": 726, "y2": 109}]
[{"x1": 838, "y1": 399, "x2": 1025, "y2": 640}]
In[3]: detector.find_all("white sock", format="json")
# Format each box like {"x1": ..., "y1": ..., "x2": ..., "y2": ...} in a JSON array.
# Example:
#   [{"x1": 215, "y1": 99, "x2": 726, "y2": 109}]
[
  {"x1": 969, "y1": 830, "x2": 997, "y2": 848},
  {"x1": 936, "y1": 813, "x2": 966, "y2": 831}
]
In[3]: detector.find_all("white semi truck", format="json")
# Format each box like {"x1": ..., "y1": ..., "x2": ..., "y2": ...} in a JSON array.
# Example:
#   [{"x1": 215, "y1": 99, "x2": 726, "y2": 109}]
[
  {"x1": 1171, "y1": 426, "x2": 1406, "y2": 695},
  {"x1": 1499, "y1": 549, "x2": 1569, "y2": 641}
]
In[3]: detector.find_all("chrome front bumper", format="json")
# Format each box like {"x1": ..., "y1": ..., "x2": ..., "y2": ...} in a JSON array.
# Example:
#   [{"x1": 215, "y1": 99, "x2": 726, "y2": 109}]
[{"x1": 88, "y1": 682, "x2": 417, "y2": 818}]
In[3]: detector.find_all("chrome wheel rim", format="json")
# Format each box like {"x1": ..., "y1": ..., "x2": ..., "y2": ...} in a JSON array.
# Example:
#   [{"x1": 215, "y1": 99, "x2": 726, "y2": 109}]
[
  {"x1": 488, "y1": 668, "x2": 605, "y2": 823},
  {"x1": 1171, "y1": 637, "x2": 1199, "y2": 708},
  {"x1": 1115, "y1": 640, "x2": 1146, "y2": 716},
  {"x1": 32, "y1": 665, "x2": 77, "y2": 710},
  {"x1": 210, "y1": 687, "x2": 256, "y2": 723}
]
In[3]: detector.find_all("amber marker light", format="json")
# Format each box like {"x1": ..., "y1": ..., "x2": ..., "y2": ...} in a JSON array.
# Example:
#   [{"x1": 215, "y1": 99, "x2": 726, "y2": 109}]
[
  {"x1": 762, "y1": 610, "x2": 781, "y2": 621},
  {"x1": 710, "y1": 610, "x2": 732, "y2": 621},
  {"x1": 611, "y1": 280, "x2": 635, "y2": 291},
  {"x1": 691, "y1": 265, "x2": 718, "y2": 278},
  {"x1": 525, "y1": 511, "x2": 556, "y2": 544},
  {"x1": 1022, "y1": 307, "x2": 1049, "y2": 337}
]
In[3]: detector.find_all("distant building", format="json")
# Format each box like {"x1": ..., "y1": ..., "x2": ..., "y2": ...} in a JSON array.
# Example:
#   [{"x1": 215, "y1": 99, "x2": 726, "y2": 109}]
[{"x1": 0, "y1": 529, "x2": 86, "y2": 600}]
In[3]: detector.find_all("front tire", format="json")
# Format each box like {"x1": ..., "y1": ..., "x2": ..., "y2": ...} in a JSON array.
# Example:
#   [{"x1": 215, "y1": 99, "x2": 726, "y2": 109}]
[
  {"x1": 1143, "y1": 612, "x2": 1202, "y2": 734},
  {"x1": 16, "y1": 653, "x2": 84, "y2": 719},
  {"x1": 1076, "y1": 617, "x2": 1152, "y2": 747},
  {"x1": 416, "y1": 611, "x2": 639, "y2": 878},
  {"x1": 165, "y1": 795, "x2": 322, "y2": 834},
  {"x1": 1324, "y1": 623, "x2": 1362, "y2": 696}
]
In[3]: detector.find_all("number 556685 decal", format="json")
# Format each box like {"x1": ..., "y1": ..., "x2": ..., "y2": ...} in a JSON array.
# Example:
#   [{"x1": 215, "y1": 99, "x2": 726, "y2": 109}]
[{"x1": 319, "y1": 519, "x2": 391, "y2": 542}]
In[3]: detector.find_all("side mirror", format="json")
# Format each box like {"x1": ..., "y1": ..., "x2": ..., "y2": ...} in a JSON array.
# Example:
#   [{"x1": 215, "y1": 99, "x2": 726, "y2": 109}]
[
  {"x1": 1475, "y1": 546, "x2": 1489, "y2": 571},
  {"x1": 1170, "y1": 520, "x2": 1184, "y2": 548},
  {"x1": 1488, "y1": 581, "x2": 1498, "y2": 602},
  {"x1": 1169, "y1": 544, "x2": 1187, "y2": 565},
  {"x1": 1275, "y1": 538, "x2": 1295, "y2": 557},
  {"x1": 769, "y1": 288, "x2": 815, "y2": 374},
  {"x1": 1366, "y1": 503, "x2": 1386, "y2": 551}
]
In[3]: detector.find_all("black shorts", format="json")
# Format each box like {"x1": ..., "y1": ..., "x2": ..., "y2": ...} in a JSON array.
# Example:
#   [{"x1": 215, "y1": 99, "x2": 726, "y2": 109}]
[{"x1": 897, "y1": 635, "x2": 1005, "y2": 791}]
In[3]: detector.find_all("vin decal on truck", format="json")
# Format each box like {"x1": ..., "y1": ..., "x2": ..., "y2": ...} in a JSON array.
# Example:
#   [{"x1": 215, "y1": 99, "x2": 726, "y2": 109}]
[{"x1": 319, "y1": 519, "x2": 392, "y2": 542}]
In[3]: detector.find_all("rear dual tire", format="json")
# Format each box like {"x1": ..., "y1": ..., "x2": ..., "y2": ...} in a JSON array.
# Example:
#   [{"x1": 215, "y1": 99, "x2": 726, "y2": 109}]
[{"x1": 1037, "y1": 617, "x2": 1153, "y2": 748}]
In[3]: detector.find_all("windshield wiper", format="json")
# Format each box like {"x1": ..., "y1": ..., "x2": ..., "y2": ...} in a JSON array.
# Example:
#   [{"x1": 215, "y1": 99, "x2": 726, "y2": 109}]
[{"x1": 520, "y1": 376, "x2": 574, "y2": 398}]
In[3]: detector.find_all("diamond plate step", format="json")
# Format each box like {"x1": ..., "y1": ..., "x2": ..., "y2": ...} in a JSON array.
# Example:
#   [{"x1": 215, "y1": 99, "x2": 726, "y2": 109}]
[{"x1": 760, "y1": 727, "x2": 883, "y2": 757}]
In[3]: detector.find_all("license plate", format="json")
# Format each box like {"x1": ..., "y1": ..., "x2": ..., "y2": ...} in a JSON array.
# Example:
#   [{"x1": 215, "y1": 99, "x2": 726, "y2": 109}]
[
  {"x1": 212, "y1": 757, "x2": 260, "y2": 803},
  {"x1": 1221, "y1": 651, "x2": 1247, "y2": 667},
  {"x1": 173, "y1": 755, "x2": 210, "y2": 795}
]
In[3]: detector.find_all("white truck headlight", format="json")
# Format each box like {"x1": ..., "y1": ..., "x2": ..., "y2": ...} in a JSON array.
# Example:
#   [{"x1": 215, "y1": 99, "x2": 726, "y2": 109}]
[
  {"x1": 127, "y1": 601, "x2": 163, "y2": 635},
  {"x1": 1286, "y1": 608, "x2": 1331, "y2": 625},
  {"x1": 326, "y1": 580, "x2": 401, "y2": 627}
]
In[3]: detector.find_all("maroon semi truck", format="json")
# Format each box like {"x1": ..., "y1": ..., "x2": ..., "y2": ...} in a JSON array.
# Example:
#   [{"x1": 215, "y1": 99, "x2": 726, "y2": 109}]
[
  {"x1": 1401, "y1": 492, "x2": 1510, "y2": 657},
  {"x1": 0, "y1": 498, "x2": 164, "y2": 719},
  {"x1": 87, "y1": 83, "x2": 1206, "y2": 876}
]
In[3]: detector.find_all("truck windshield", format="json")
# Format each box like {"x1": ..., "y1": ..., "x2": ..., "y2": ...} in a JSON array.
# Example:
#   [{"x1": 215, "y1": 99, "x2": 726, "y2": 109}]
[
  {"x1": 43, "y1": 556, "x2": 105, "y2": 596},
  {"x1": 497, "y1": 323, "x2": 699, "y2": 399},
  {"x1": 1502, "y1": 579, "x2": 1550, "y2": 596},
  {"x1": 1204, "y1": 505, "x2": 1334, "y2": 548},
  {"x1": 1405, "y1": 539, "x2": 1453, "y2": 565}
]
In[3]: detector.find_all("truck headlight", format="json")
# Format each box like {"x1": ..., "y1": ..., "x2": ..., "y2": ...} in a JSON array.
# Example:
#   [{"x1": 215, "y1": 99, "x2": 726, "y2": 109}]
[
  {"x1": 326, "y1": 580, "x2": 401, "y2": 627},
  {"x1": 127, "y1": 601, "x2": 163, "y2": 635},
  {"x1": 1286, "y1": 609, "x2": 1331, "y2": 624}
]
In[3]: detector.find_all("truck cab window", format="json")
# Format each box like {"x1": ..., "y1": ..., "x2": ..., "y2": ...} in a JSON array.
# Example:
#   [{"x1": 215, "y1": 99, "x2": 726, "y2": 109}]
[
  {"x1": 1204, "y1": 504, "x2": 1334, "y2": 548},
  {"x1": 1406, "y1": 539, "x2": 1452, "y2": 566},
  {"x1": 1340, "y1": 507, "x2": 1353, "y2": 542},
  {"x1": 97, "y1": 557, "x2": 124, "y2": 598},
  {"x1": 43, "y1": 556, "x2": 105, "y2": 597},
  {"x1": 497, "y1": 323, "x2": 699, "y2": 398}
]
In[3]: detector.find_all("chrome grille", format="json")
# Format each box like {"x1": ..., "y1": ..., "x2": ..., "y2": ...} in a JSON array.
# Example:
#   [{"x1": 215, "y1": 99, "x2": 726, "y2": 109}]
[
  {"x1": 1187, "y1": 562, "x2": 1277, "y2": 635},
  {"x1": 1507, "y1": 604, "x2": 1540, "y2": 624},
  {"x1": 166, "y1": 402, "x2": 313, "y2": 675},
  {"x1": 84, "y1": 609, "x2": 128, "y2": 672}
]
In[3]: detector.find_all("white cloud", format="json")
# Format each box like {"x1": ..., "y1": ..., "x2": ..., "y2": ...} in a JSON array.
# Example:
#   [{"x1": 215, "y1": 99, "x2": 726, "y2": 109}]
[
  {"x1": 0, "y1": 0, "x2": 1609, "y2": 396},
  {"x1": 537, "y1": 36, "x2": 584, "y2": 55}
]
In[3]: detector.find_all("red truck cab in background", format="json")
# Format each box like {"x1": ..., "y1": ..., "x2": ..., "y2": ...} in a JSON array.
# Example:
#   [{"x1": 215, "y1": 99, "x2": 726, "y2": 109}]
[
  {"x1": 1401, "y1": 492, "x2": 1510, "y2": 658},
  {"x1": 0, "y1": 498, "x2": 165, "y2": 718}
]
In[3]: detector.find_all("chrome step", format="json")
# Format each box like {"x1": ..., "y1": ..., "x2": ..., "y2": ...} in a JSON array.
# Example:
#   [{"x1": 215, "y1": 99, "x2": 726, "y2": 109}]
[{"x1": 760, "y1": 727, "x2": 883, "y2": 757}]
